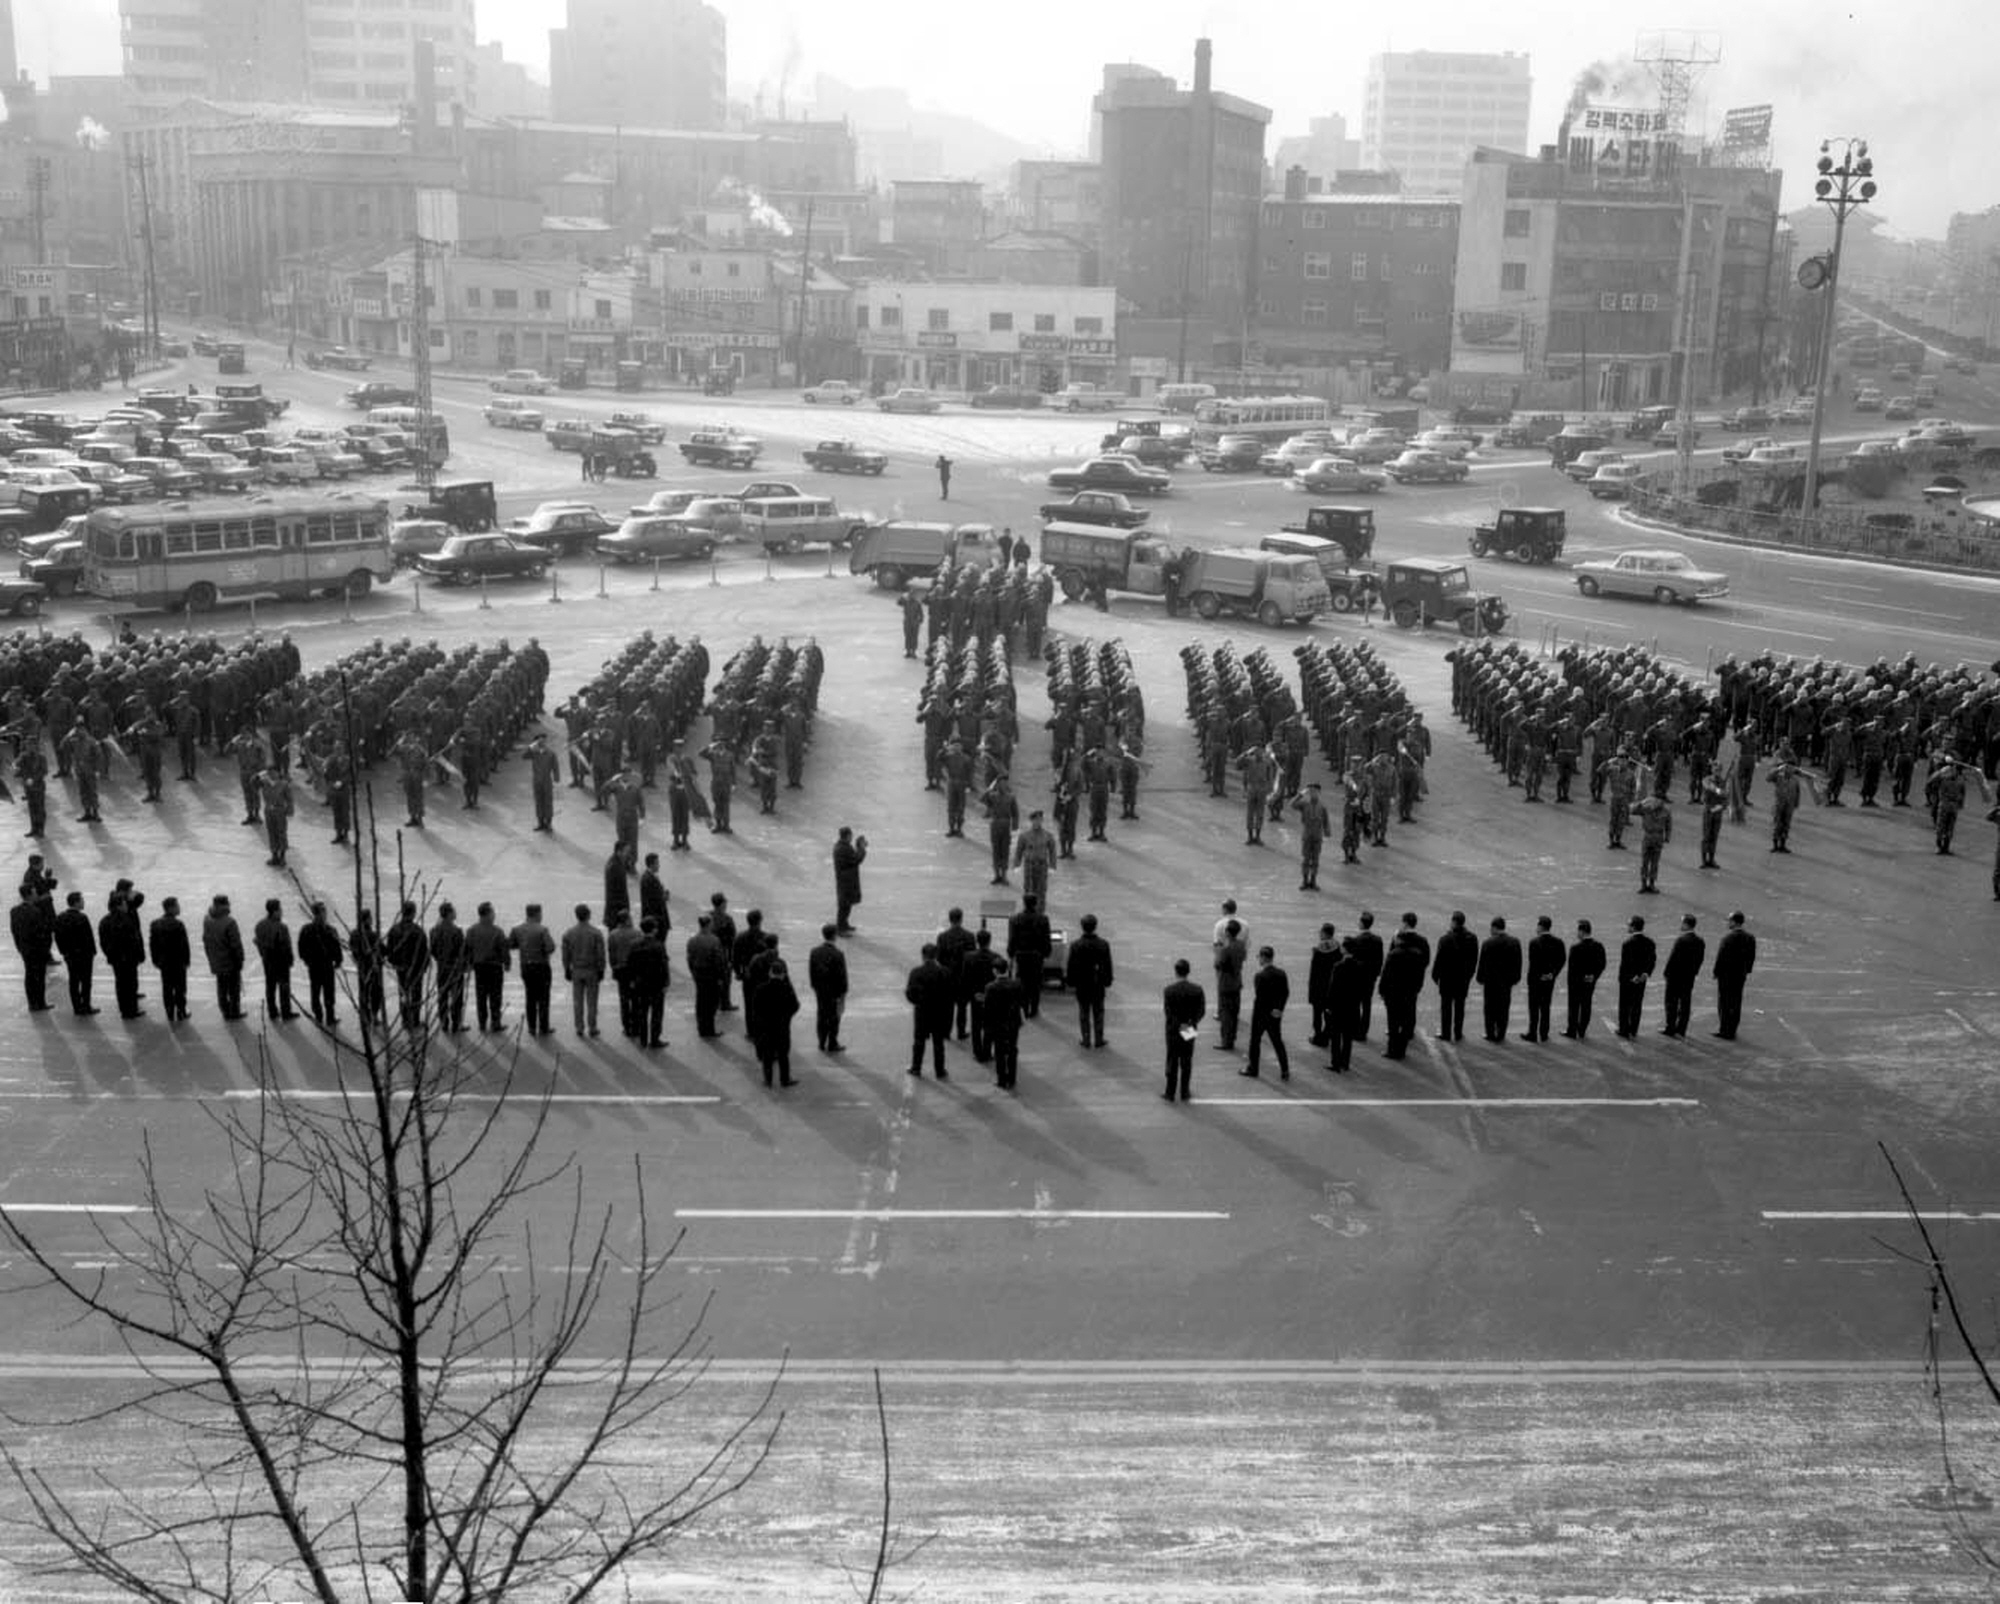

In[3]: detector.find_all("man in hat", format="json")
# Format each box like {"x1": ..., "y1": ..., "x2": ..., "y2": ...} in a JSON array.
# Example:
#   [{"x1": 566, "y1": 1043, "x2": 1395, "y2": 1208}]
[
  {"x1": 832, "y1": 826, "x2": 867, "y2": 935},
  {"x1": 260, "y1": 766, "x2": 293, "y2": 868},
  {"x1": 749, "y1": 720, "x2": 782, "y2": 814},
  {"x1": 1013, "y1": 808, "x2": 1057, "y2": 903},
  {"x1": 1291, "y1": 781, "x2": 1331, "y2": 890},
  {"x1": 526, "y1": 731, "x2": 560, "y2": 832}
]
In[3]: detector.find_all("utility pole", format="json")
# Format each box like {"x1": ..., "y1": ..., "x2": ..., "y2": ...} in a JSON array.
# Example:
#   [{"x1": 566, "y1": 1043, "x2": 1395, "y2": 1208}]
[
  {"x1": 1674, "y1": 266, "x2": 1701, "y2": 501},
  {"x1": 793, "y1": 192, "x2": 814, "y2": 384},
  {"x1": 129, "y1": 150, "x2": 162, "y2": 360},
  {"x1": 411, "y1": 229, "x2": 435, "y2": 494},
  {"x1": 1799, "y1": 138, "x2": 1878, "y2": 542}
]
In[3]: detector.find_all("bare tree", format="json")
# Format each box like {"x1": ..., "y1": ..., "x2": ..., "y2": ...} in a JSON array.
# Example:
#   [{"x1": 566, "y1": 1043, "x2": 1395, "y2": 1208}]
[
  {"x1": 1, "y1": 689, "x2": 784, "y2": 1601},
  {"x1": 1883, "y1": 1141, "x2": 2000, "y2": 1577}
]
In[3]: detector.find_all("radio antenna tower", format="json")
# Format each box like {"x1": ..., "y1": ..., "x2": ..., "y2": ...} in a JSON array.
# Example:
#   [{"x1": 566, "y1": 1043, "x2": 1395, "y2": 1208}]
[{"x1": 1635, "y1": 30, "x2": 1722, "y2": 137}]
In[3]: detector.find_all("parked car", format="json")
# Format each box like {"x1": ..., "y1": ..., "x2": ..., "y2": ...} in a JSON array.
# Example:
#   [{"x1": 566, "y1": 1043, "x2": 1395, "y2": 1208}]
[
  {"x1": 1053, "y1": 383, "x2": 1120, "y2": 412},
  {"x1": 968, "y1": 386, "x2": 1043, "y2": 409},
  {"x1": 484, "y1": 397, "x2": 546, "y2": 430},
  {"x1": 628, "y1": 489, "x2": 704, "y2": 519},
  {"x1": 1907, "y1": 421, "x2": 1976, "y2": 449},
  {"x1": 594, "y1": 514, "x2": 719, "y2": 564},
  {"x1": 189, "y1": 332, "x2": 220, "y2": 357},
  {"x1": 304, "y1": 345, "x2": 372, "y2": 371},
  {"x1": 1587, "y1": 461, "x2": 1647, "y2": 500},
  {"x1": 1651, "y1": 419, "x2": 1703, "y2": 449},
  {"x1": 1292, "y1": 457, "x2": 1387, "y2": 496},
  {"x1": 1341, "y1": 429, "x2": 1407, "y2": 465},
  {"x1": 1740, "y1": 443, "x2": 1805, "y2": 476},
  {"x1": 295, "y1": 440, "x2": 365, "y2": 479},
  {"x1": 0, "y1": 572, "x2": 44, "y2": 616},
  {"x1": 125, "y1": 456, "x2": 202, "y2": 497},
  {"x1": 674, "y1": 497, "x2": 746, "y2": 541},
  {"x1": 1722, "y1": 406, "x2": 1774, "y2": 431},
  {"x1": 734, "y1": 480, "x2": 804, "y2": 502},
  {"x1": 1384, "y1": 448, "x2": 1470, "y2": 485},
  {"x1": 1413, "y1": 429, "x2": 1479, "y2": 459},
  {"x1": 1720, "y1": 434, "x2": 1778, "y2": 465},
  {"x1": 1572, "y1": 548, "x2": 1729, "y2": 605},
  {"x1": 804, "y1": 380, "x2": 863, "y2": 405},
  {"x1": 490, "y1": 368, "x2": 552, "y2": 395},
  {"x1": 803, "y1": 439, "x2": 888, "y2": 475},
  {"x1": 1853, "y1": 387, "x2": 1884, "y2": 411},
  {"x1": 1196, "y1": 434, "x2": 1266, "y2": 472},
  {"x1": 1046, "y1": 456, "x2": 1170, "y2": 495},
  {"x1": 1883, "y1": 395, "x2": 1918, "y2": 421},
  {"x1": 174, "y1": 449, "x2": 259, "y2": 493},
  {"x1": 505, "y1": 501, "x2": 616, "y2": 557},
  {"x1": 20, "y1": 536, "x2": 85, "y2": 596},
  {"x1": 414, "y1": 533, "x2": 551, "y2": 584},
  {"x1": 1776, "y1": 399, "x2": 1815, "y2": 424},
  {"x1": 69, "y1": 461, "x2": 153, "y2": 502},
  {"x1": 342, "y1": 380, "x2": 414, "y2": 411},
  {"x1": 387, "y1": 518, "x2": 454, "y2": 567},
  {"x1": 679, "y1": 427, "x2": 762, "y2": 468},
  {"x1": 876, "y1": 387, "x2": 942, "y2": 414},
  {"x1": 256, "y1": 447, "x2": 324, "y2": 485}
]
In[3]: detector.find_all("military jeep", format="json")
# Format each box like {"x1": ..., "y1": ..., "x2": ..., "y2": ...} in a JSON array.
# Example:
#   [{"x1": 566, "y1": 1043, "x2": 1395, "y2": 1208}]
[
  {"x1": 1470, "y1": 506, "x2": 1567, "y2": 564},
  {"x1": 1380, "y1": 557, "x2": 1508, "y2": 635}
]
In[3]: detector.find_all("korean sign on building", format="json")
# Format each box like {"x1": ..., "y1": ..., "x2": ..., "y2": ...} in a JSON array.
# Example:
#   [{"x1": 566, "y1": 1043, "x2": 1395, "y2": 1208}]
[
  {"x1": 1569, "y1": 105, "x2": 1680, "y2": 183},
  {"x1": 1597, "y1": 293, "x2": 1662, "y2": 314}
]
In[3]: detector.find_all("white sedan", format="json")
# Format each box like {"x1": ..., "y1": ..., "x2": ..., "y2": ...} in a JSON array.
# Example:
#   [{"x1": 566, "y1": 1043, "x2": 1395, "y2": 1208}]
[
  {"x1": 1573, "y1": 548, "x2": 1730, "y2": 606},
  {"x1": 1291, "y1": 456, "x2": 1387, "y2": 495},
  {"x1": 490, "y1": 368, "x2": 552, "y2": 395}
]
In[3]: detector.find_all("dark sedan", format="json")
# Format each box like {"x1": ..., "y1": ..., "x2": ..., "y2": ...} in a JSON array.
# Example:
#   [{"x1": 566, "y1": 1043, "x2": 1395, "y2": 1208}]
[
  {"x1": 803, "y1": 439, "x2": 889, "y2": 475},
  {"x1": 1045, "y1": 456, "x2": 1171, "y2": 495},
  {"x1": 413, "y1": 534, "x2": 551, "y2": 585}
]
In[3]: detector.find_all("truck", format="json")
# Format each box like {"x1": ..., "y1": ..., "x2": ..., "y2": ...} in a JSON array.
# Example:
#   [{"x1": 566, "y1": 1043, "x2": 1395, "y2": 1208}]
[
  {"x1": 1181, "y1": 547, "x2": 1330, "y2": 627},
  {"x1": 1279, "y1": 504, "x2": 1376, "y2": 565},
  {"x1": 847, "y1": 520, "x2": 1009, "y2": 589},
  {"x1": 1037, "y1": 523, "x2": 1179, "y2": 601},
  {"x1": 1258, "y1": 532, "x2": 1375, "y2": 613},
  {"x1": 216, "y1": 380, "x2": 286, "y2": 424}
]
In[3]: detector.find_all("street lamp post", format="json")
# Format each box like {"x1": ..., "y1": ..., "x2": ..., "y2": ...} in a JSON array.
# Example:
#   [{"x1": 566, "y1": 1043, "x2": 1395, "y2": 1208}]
[{"x1": 1799, "y1": 137, "x2": 1878, "y2": 539}]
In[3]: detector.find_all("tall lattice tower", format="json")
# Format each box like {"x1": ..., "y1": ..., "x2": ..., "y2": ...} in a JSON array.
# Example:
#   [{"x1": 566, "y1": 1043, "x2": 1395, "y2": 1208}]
[{"x1": 1635, "y1": 30, "x2": 1722, "y2": 138}]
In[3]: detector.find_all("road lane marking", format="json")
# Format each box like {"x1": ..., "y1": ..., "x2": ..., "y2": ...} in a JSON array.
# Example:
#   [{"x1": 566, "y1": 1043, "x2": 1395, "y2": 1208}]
[
  {"x1": 680, "y1": 1209, "x2": 1231, "y2": 1222},
  {"x1": 1193, "y1": 1096, "x2": 1700, "y2": 1108},
  {"x1": 1763, "y1": 1210, "x2": 2000, "y2": 1223}
]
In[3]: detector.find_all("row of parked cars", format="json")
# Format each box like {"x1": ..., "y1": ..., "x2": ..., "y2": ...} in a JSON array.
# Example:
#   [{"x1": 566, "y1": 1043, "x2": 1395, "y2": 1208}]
[
  {"x1": 1195, "y1": 423, "x2": 1487, "y2": 489},
  {"x1": 394, "y1": 481, "x2": 876, "y2": 584}
]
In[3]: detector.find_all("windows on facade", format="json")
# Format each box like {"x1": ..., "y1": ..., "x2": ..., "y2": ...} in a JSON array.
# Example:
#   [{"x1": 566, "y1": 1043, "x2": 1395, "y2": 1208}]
[
  {"x1": 1304, "y1": 253, "x2": 1332, "y2": 280},
  {"x1": 1500, "y1": 263, "x2": 1528, "y2": 292},
  {"x1": 465, "y1": 287, "x2": 481, "y2": 307},
  {"x1": 880, "y1": 305, "x2": 901, "y2": 328},
  {"x1": 927, "y1": 308, "x2": 949, "y2": 331},
  {"x1": 1351, "y1": 254, "x2": 1370, "y2": 281},
  {"x1": 1074, "y1": 315, "x2": 1103, "y2": 335},
  {"x1": 492, "y1": 288, "x2": 518, "y2": 309},
  {"x1": 1303, "y1": 209, "x2": 1328, "y2": 230},
  {"x1": 1504, "y1": 208, "x2": 1531, "y2": 237},
  {"x1": 458, "y1": 329, "x2": 478, "y2": 356},
  {"x1": 1301, "y1": 299, "x2": 1328, "y2": 327},
  {"x1": 855, "y1": 305, "x2": 869, "y2": 329},
  {"x1": 989, "y1": 312, "x2": 1013, "y2": 332},
  {"x1": 594, "y1": 298, "x2": 612, "y2": 320},
  {"x1": 1034, "y1": 313, "x2": 1056, "y2": 332},
  {"x1": 534, "y1": 289, "x2": 550, "y2": 310},
  {"x1": 726, "y1": 261, "x2": 741, "y2": 277}
]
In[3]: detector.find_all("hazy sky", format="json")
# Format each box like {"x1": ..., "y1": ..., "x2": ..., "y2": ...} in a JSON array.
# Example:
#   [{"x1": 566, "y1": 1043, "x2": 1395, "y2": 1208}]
[{"x1": 16, "y1": 0, "x2": 1994, "y2": 239}]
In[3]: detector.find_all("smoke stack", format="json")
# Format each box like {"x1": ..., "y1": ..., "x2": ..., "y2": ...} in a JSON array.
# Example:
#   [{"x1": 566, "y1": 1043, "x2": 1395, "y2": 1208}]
[{"x1": 1193, "y1": 37, "x2": 1211, "y2": 98}]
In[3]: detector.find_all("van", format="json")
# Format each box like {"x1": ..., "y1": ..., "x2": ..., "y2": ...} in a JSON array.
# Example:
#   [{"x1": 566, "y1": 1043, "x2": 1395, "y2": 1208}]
[
  {"x1": 1158, "y1": 382, "x2": 1217, "y2": 414},
  {"x1": 740, "y1": 495, "x2": 869, "y2": 553}
]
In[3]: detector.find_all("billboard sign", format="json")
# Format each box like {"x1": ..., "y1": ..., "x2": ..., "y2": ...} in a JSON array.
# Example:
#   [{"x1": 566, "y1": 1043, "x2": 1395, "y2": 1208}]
[
  {"x1": 1721, "y1": 104, "x2": 1774, "y2": 149},
  {"x1": 1455, "y1": 307, "x2": 1523, "y2": 352},
  {"x1": 1569, "y1": 104, "x2": 1679, "y2": 182}
]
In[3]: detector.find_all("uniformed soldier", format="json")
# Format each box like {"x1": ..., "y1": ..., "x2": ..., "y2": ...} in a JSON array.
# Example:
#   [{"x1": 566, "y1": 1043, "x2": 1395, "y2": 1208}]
[
  {"x1": 1234, "y1": 743, "x2": 1274, "y2": 845},
  {"x1": 1292, "y1": 781, "x2": 1331, "y2": 890},
  {"x1": 17, "y1": 745, "x2": 47, "y2": 837},
  {"x1": 1082, "y1": 745, "x2": 1114, "y2": 841},
  {"x1": 1604, "y1": 747, "x2": 1639, "y2": 849},
  {"x1": 63, "y1": 719, "x2": 101, "y2": 822},
  {"x1": 942, "y1": 736, "x2": 975, "y2": 838},
  {"x1": 749, "y1": 721, "x2": 782, "y2": 814},
  {"x1": 1698, "y1": 775, "x2": 1727, "y2": 869},
  {"x1": 981, "y1": 772, "x2": 1019, "y2": 884},
  {"x1": 526, "y1": 732, "x2": 560, "y2": 831},
  {"x1": 230, "y1": 727, "x2": 266, "y2": 825},
  {"x1": 1013, "y1": 809, "x2": 1057, "y2": 902},
  {"x1": 324, "y1": 751, "x2": 352, "y2": 845},
  {"x1": 698, "y1": 736, "x2": 736, "y2": 833},
  {"x1": 1634, "y1": 794, "x2": 1671, "y2": 893},
  {"x1": 131, "y1": 710, "x2": 165, "y2": 803},
  {"x1": 170, "y1": 689, "x2": 200, "y2": 782},
  {"x1": 260, "y1": 766, "x2": 293, "y2": 868}
]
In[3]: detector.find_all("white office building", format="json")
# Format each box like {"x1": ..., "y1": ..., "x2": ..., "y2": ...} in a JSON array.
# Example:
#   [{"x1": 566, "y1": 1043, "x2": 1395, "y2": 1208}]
[{"x1": 1361, "y1": 52, "x2": 1533, "y2": 196}]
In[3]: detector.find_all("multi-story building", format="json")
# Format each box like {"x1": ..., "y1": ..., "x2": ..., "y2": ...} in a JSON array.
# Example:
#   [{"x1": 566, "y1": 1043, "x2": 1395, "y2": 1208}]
[
  {"x1": 1448, "y1": 142, "x2": 1784, "y2": 412},
  {"x1": 1255, "y1": 171, "x2": 1459, "y2": 379},
  {"x1": 651, "y1": 241, "x2": 783, "y2": 383},
  {"x1": 854, "y1": 281, "x2": 1117, "y2": 394},
  {"x1": 469, "y1": 42, "x2": 548, "y2": 122},
  {"x1": 1011, "y1": 160, "x2": 1102, "y2": 256},
  {"x1": 1272, "y1": 116, "x2": 1361, "y2": 185},
  {"x1": 1095, "y1": 38, "x2": 1270, "y2": 362},
  {"x1": 887, "y1": 179, "x2": 986, "y2": 276},
  {"x1": 548, "y1": 0, "x2": 726, "y2": 132},
  {"x1": 119, "y1": 0, "x2": 478, "y2": 113},
  {"x1": 1361, "y1": 52, "x2": 1532, "y2": 197},
  {"x1": 967, "y1": 231, "x2": 1094, "y2": 288}
]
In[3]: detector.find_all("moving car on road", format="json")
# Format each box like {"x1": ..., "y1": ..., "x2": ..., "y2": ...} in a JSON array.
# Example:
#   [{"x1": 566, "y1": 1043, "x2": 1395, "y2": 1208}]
[
  {"x1": 491, "y1": 368, "x2": 552, "y2": 395},
  {"x1": 803, "y1": 439, "x2": 888, "y2": 475},
  {"x1": 1384, "y1": 448, "x2": 1470, "y2": 484},
  {"x1": 305, "y1": 346, "x2": 372, "y2": 372},
  {"x1": 1054, "y1": 383, "x2": 1121, "y2": 412},
  {"x1": 606, "y1": 412, "x2": 666, "y2": 443},
  {"x1": 1380, "y1": 557, "x2": 1508, "y2": 634},
  {"x1": 1587, "y1": 461, "x2": 1646, "y2": 499},
  {"x1": 968, "y1": 386, "x2": 1043, "y2": 409},
  {"x1": 804, "y1": 381, "x2": 863, "y2": 405},
  {"x1": 679, "y1": 427, "x2": 762, "y2": 468},
  {"x1": 1470, "y1": 507, "x2": 1567, "y2": 564},
  {"x1": 1046, "y1": 456, "x2": 1170, "y2": 495},
  {"x1": 414, "y1": 533, "x2": 550, "y2": 584},
  {"x1": 1196, "y1": 433, "x2": 1265, "y2": 472},
  {"x1": 484, "y1": 397, "x2": 545, "y2": 431},
  {"x1": 1037, "y1": 490, "x2": 1150, "y2": 528},
  {"x1": 1561, "y1": 448, "x2": 1625, "y2": 484},
  {"x1": 1292, "y1": 457, "x2": 1386, "y2": 495},
  {"x1": 345, "y1": 380, "x2": 416, "y2": 410},
  {"x1": 1573, "y1": 548, "x2": 1729, "y2": 605}
]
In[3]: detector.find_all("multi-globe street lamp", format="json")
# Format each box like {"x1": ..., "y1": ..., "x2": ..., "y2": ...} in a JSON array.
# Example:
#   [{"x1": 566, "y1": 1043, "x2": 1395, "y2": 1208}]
[{"x1": 1799, "y1": 137, "x2": 1878, "y2": 538}]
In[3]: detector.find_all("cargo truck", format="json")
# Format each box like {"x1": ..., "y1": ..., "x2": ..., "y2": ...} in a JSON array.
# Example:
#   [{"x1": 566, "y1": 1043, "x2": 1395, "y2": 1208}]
[
  {"x1": 848, "y1": 520, "x2": 1009, "y2": 588},
  {"x1": 1038, "y1": 526, "x2": 1330, "y2": 625}
]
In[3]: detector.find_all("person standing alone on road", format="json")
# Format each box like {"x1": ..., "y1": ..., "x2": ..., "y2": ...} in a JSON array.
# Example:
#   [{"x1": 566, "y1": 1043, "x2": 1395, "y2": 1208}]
[
  {"x1": 1711, "y1": 911, "x2": 1757, "y2": 1039},
  {"x1": 936, "y1": 454, "x2": 953, "y2": 500},
  {"x1": 1064, "y1": 912, "x2": 1114, "y2": 1049},
  {"x1": 833, "y1": 825, "x2": 867, "y2": 935}
]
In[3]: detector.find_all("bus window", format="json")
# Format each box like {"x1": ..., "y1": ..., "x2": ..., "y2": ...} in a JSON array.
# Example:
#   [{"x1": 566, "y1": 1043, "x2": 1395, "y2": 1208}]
[
  {"x1": 118, "y1": 532, "x2": 134, "y2": 560},
  {"x1": 166, "y1": 527, "x2": 195, "y2": 555},
  {"x1": 331, "y1": 512, "x2": 360, "y2": 542},
  {"x1": 138, "y1": 533, "x2": 162, "y2": 561},
  {"x1": 194, "y1": 521, "x2": 222, "y2": 553},
  {"x1": 251, "y1": 516, "x2": 280, "y2": 549},
  {"x1": 305, "y1": 515, "x2": 334, "y2": 546},
  {"x1": 223, "y1": 522, "x2": 250, "y2": 551}
]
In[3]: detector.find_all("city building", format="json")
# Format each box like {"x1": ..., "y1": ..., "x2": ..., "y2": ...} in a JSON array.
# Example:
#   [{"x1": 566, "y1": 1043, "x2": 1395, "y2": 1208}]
[
  {"x1": 469, "y1": 42, "x2": 548, "y2": 122},
  {"x1": 1272, "y1": 116, "x2": 1361, "y2": 186},
  {"x1": 1094, "y1": 38, "x2": 1270, "y2": 367},
  {"x1": 967, "y1": 231, "x2": 1093, "y2": 288},
  {"x1": 854, "y1": 280, "x2": 1117, "y2": 394},
  {"x1": 1447, "y1": 140, "x2": 1784, "y2": 413},
  {"x1": 118, "y1": 0, "x2": 478, "y2": 112},
  {"x1": 651, "y1": 239, "x2": 782, "y2": 383},
  {"x1": 1361, "y1": 52, "x2": 1532, "y2": 196},
  {"x1": 548, "y1": 0, "x2": 726, "y2": 132},
  {"x1": 1011, "y1": 160, "x2": 1101, "y2": 256},
  {"x1": 886, "y1": 179, "x2": 987, "y2": 276},
  {"x1": 1256, "y1": 171, "x2": 1459, "y2": 381}
]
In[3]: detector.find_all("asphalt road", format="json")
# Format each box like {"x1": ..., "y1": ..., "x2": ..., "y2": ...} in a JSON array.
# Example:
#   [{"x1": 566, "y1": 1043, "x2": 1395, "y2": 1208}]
[{"x1": 3, "y1": 341, "x2": 1999, "y2": 1597}]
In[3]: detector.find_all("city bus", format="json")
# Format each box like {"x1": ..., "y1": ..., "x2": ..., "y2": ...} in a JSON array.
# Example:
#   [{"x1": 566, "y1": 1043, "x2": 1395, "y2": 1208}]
[
  {"x1": 81, "y1": 489, "x2": 394, "y2": 614},
  {"x1": 366, "y1": 406, "x2": 451, "y2": 467},
  {"x1": 1190, "y1": 394, "x2": 1336, "y2": 446}
]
